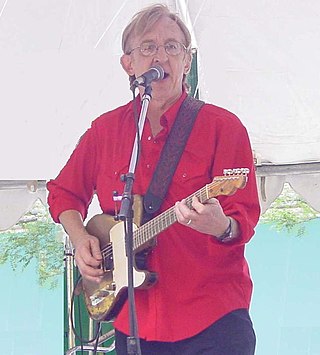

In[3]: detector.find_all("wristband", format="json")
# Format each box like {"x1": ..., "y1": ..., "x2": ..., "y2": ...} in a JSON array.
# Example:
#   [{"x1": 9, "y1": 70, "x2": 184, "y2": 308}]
[{"x1": 216, "y1": 217, "x2": 233, "y2": 243}]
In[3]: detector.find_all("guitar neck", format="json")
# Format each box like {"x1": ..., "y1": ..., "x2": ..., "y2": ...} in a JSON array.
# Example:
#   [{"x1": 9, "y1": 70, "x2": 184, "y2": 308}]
[
  {"x1": 133, "y1": 184, "x2": 208, "y2": 251},
  {"x1": 132, "y1": 173, "x2": 247, "y2": 251}
]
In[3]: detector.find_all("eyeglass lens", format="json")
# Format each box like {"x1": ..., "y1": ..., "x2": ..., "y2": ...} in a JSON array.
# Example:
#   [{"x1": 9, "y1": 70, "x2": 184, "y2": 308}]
[{"x1": 139, "y1": 41, "x2": 184, "y2": 56}]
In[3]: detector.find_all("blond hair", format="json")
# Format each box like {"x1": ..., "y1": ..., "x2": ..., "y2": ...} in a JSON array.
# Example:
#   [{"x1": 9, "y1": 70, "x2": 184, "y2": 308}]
[
  {"x1": 122, "y1": 4, "x2": 191, "y2": 54},
  {"x1": 121, "y1": 4, "x2": 192, "y2": 88}
]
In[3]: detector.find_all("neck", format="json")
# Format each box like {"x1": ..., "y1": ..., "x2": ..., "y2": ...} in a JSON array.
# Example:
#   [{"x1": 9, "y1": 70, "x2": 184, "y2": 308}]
[{"x1": 145, "y1": 90, "x2": 182, "y2": 122}]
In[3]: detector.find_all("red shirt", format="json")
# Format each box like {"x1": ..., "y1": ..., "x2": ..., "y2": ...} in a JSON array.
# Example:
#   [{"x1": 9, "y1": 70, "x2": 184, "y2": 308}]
[{"x1": 47, "y1": 91, "x2": 260, "y2": 341}]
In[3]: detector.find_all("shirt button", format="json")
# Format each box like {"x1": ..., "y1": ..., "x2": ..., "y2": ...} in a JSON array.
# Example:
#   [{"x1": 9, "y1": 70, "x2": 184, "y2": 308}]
[
  {"x1": 146, "y1": 164, "x2": 151, "y2": 169},
  {"x1": 153, "y1": 140, "x2": 158, "y2": 144},
  {"x1": 182, "y1": 173, "x2": 187, "y2": 178},
  {"x1": 147, "y1": 136, "x2": 152, "y2": 141}
]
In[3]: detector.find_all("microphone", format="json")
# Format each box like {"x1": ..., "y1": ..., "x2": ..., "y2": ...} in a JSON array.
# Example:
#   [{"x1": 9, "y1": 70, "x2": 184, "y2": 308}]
[{"x1": 132, "y1": 65, "x2": 165, "y2": 87}]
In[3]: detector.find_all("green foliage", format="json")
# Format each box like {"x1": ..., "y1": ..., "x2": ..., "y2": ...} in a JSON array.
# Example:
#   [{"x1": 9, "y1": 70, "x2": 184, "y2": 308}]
[
  {"x1": 0, "y1": 200, "x2": 64, "y2": 289},
  {"x1": 260, "y1": 183, "x2": 319, "y2": 237}
]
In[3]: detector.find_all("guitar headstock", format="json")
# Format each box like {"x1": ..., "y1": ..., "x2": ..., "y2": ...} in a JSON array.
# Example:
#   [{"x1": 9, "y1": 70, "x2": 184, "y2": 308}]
[{"x1": 206, "y1": 168, "x2": 249, "y2": 198}]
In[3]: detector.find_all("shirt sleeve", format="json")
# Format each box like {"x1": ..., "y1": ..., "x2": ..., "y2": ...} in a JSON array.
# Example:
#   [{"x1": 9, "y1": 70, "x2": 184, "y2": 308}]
[
  {"x1": 209, "y1": 108, "x2": 261, "y2": 245},
  {"x1": 47, "y1": 123, "x2": 99, "y2": 223}
]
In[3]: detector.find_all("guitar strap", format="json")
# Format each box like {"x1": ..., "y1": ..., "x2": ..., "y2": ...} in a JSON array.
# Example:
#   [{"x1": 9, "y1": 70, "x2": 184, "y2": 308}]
[{"x1": 143, "y1": 95, "x2": 205, "y2": 223}]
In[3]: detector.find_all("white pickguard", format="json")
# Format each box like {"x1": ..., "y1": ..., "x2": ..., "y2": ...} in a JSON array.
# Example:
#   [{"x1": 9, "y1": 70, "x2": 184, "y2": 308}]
[{"x1": 110, "y1": 222, "x2": 147, "y2": 295}]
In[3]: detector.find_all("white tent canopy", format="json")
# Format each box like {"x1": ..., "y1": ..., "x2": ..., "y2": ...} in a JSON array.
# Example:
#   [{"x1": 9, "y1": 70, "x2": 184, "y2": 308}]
[{"x1": 1, "y1": 0, "x2": 320, "y2": 227}]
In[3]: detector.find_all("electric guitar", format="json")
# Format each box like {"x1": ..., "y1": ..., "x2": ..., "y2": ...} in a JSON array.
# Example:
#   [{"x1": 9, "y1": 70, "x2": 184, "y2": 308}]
[{"x1": 81, "y1": 171, "x2": 248, "y2": 321}]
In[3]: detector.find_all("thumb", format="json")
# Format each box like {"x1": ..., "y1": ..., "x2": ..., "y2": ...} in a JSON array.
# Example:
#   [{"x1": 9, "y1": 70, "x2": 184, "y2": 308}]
[{"x1": 89, "y1": 238, "x2": 102, "y2": 260}]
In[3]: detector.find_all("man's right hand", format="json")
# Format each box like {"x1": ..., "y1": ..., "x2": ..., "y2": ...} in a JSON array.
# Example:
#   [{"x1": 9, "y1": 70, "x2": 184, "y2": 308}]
[
  {"x1": 59, "y1": 210, "x2": 105, "y2": 283},
  {"x1": 73, "y1": 233, "x2": 104, "y2": 283}
]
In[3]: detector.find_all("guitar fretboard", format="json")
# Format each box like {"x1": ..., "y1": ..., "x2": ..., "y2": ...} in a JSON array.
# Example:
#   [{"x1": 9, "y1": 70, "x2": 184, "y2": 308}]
[{"x1": 133, "y1": 180, "x2": 219, "y2": 251}]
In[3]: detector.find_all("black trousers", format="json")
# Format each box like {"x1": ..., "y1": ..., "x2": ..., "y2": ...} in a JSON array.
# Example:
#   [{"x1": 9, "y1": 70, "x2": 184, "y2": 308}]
[{"x1": 115, "y1": 308, "x2": 256, "y2": 355}]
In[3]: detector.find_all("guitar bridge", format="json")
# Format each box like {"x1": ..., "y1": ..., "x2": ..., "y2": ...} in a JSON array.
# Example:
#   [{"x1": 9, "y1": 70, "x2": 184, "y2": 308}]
[
  {"x1": 89, "y1": 283, "x2": 116, "y2": 306},
  {"x1": 90, "y1": 294, "x2": 106, "y2": 307}
]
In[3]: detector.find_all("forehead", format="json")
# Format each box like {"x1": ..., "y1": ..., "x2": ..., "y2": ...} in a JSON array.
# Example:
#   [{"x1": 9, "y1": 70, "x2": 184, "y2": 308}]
[{"x1": 134, "y1": 16, "x2": 186, "y2": 45}]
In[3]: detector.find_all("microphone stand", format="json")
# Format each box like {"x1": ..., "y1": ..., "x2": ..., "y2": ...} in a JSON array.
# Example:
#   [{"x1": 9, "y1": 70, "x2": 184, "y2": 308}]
[{"x1": 117, "y1": 84, "x2": 153, "y2": 355}]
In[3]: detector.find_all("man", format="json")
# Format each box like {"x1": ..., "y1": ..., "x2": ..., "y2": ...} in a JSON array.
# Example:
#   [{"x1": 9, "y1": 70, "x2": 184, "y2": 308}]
[{"x1": 47, "y1": 4, "x2": 260, "y2": 354}]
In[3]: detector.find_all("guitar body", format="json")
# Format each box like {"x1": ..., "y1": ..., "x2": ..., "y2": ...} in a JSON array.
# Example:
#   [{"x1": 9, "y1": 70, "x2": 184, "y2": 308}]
[
  {"x1": 82, "y1": 196, "x2": 157, "y2": 321},
  {"x1": 78, "y1": 172, "x2": 248, "y2": 321}
]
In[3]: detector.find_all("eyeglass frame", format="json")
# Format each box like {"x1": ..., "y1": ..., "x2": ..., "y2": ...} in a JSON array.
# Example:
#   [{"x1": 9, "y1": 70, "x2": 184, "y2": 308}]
[{"x1": 126, "y1": 40, "x2": 189, "y2": 57}]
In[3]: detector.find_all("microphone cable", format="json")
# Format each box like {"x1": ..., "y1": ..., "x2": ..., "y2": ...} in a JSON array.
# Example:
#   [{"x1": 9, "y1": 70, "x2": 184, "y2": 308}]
[{"x1": 131, "y1": 84, "x2": 141, "y2": 172}]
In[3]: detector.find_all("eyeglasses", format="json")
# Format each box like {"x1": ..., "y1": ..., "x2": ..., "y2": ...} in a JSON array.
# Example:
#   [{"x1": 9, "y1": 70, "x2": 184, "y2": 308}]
[{"x1": 127, "y1": 40, "x2": 188, "y2": 57}]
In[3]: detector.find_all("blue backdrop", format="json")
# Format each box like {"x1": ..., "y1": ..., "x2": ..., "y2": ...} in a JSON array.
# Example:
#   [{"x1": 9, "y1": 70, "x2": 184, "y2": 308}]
[{"x1": 0, "y1": 219, "x2": 319, "y2": 354}]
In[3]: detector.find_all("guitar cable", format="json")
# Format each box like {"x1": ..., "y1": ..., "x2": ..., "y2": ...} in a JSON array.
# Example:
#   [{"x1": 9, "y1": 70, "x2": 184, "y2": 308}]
[{"x1": 70, "y1": 272, "x2": 102, "y2": 354}]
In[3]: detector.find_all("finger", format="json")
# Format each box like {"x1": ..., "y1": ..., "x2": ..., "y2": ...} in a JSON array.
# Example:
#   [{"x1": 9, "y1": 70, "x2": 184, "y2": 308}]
[
  {"x1": 191, "y1": 195, "x2": 207, "y2": 214},
  {"x1": 75, "y1": 243, "x2": 103, "y2": 270},
  {"x1": 178, "y1": 198, "x2": 193, "y2": 215},
  {"x1": 192, "y1": 196, "x2": 220, "y2": 217},
  {"x1": 191, "y1": 195, "x2": 201, "y2": 208},
  {"x1": 175, "y1": 201, "x2": 191, "y2": 224},
  {"x1": 75, "y1": 256, "x2": 104, "y2": 278},
  {"x1": 82, "y1": 255, "x2": 102, "y2": 270},
  {"x1": 76, "y1": 236, "x2": 102, "y2": 267},
  {"x1": 174, "y1": 201, "x2": 184, "y2": 222},
  {"x1": 206, "y1": 197, "x2": 219, "y2": 204},
  {"x1": 89, "y1": 239, "x2": 103, "y2": 261},
  {"x1": 186, "y1": 219, "x2": 192, "y2": 226},
  {"x1": 175, "y1": 201, "x2": 199, "y2": 227}
]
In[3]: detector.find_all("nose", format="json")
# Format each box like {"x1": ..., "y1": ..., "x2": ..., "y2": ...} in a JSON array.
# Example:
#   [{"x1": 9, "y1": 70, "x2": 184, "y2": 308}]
[{"x1": 152, "y1": 45, "x2": 168, "y2": 63}]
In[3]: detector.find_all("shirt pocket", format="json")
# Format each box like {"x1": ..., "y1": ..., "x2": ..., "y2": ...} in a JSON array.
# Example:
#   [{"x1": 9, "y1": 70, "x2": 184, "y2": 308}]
[
  {"x1": 96, "y1": 161, "x2": 129, "y2": 213},
  {"x1": 170, "y1": 151, "x2": 212, "y2": 202}
]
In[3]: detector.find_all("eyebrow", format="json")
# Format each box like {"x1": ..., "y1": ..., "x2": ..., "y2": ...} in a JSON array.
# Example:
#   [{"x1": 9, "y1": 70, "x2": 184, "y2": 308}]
[{"x1": 140, "y1": 37, "x2": 181, "y2": 44}]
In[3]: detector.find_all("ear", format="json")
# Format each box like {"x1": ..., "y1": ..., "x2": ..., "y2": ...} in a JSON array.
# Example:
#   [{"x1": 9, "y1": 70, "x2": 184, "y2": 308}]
[
  {"x1": 120, "y1": 54, "x2": 135, "y2": 76},
  {"x1": 183, "y1": 52, "x2": 193, "y2": 75}
]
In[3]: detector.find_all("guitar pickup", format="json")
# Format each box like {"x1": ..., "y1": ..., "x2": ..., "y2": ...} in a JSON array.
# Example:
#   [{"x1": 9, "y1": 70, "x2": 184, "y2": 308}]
[
  {"x1": 102, "y1": 258, "x2": 114, "y2": 272},
  {"x1": 101, "y1": 243, "x2": 114, "y2": 272}
]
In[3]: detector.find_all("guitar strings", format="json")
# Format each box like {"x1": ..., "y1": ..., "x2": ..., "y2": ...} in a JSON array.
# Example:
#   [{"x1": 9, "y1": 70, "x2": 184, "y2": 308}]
[{"x1": 98, "y1": 179, "x2": 229, "y2": 261}]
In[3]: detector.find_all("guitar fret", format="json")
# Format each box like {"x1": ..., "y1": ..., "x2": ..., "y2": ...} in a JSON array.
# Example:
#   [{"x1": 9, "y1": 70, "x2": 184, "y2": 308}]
[
  {"x1": 159, "y1": 217, "x2": 163, "y2": 228},
  {"x1": 131, "y1": 173, "x2": 247, "y2": 252},
  {"x1": 200, "y1": 187, "x2": 207, "y2": 203},
  {"x1": 133, "y1": 206, "x2": 176, "y2": 251}
]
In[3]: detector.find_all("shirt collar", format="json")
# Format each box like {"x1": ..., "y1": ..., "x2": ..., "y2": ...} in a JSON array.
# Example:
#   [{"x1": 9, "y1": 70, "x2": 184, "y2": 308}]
[{"x1": 129, "y1": 90, "x2": 188, "y2": 134}]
